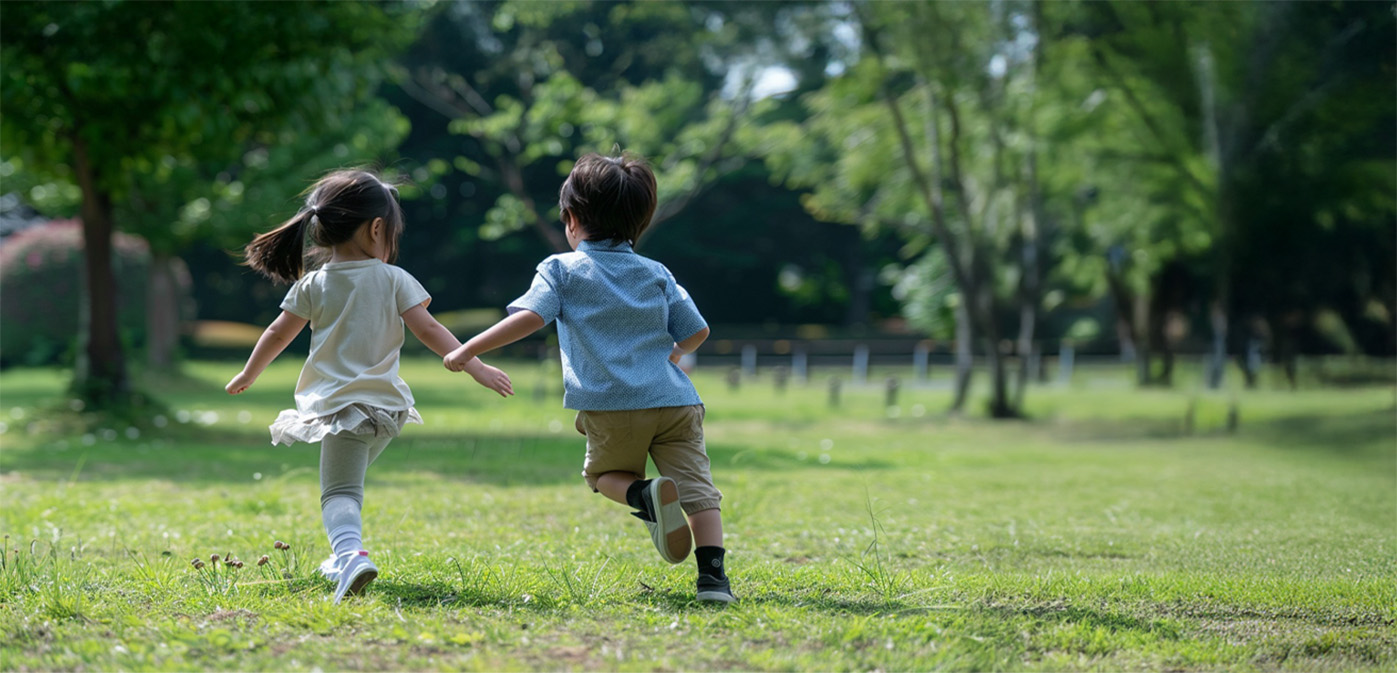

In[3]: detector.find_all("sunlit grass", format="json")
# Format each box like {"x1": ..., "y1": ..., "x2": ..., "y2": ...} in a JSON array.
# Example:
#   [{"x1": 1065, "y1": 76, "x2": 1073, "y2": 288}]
[{"x1": 0, "y1": 358, "x2": 1393, "y2": 671}]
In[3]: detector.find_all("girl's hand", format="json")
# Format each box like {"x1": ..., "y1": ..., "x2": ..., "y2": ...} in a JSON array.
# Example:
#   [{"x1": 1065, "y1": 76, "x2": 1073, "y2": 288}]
[
  {"x1": 226, "y1": 370, "x2": 257, "y2": 395},
  {"x1": 466, "y1": 361, "x2": 514, "y2": 397}
]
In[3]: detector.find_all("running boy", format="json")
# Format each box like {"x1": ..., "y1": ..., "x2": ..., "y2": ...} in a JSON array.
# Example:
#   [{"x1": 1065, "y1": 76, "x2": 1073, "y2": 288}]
[{"x1": 443, "y1": 153, "x2": 733, "y2": 602}]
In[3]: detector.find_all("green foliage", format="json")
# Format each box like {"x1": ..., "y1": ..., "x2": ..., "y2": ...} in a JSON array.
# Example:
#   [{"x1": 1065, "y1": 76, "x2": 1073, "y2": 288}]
[
  {"x1": 399, "y1": 0, "x2": 781, "y2": 251},
  {"x1": 0, "y1": 222, "x2": 192, "y2": 367},
  {"x1": 0, "y1": 0, "x2": 419, "y2": 208}
]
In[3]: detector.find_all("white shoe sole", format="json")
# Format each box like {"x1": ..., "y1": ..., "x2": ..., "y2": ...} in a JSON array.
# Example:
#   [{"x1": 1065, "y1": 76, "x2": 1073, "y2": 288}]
[
  {"x1": 696, "y1": 589, "x2": 736, "y2": 603},
  {"x1": 333, "y1": 558, "x2": 378, "y2": 604},
  {"x1": 648, "y1": 477, "x2": 691, "y2": 564}
]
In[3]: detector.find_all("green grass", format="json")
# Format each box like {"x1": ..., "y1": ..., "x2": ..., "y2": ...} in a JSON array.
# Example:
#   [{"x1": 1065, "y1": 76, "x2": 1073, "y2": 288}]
[{"x1": 1, "y1": 359, "x2": 1394, "y2": 671}]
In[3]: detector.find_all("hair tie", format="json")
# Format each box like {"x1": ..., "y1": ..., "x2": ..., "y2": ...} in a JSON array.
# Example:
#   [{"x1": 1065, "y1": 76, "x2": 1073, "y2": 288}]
[{"x1": 309, "y1": 205, "x2": 320, "y2": 217}]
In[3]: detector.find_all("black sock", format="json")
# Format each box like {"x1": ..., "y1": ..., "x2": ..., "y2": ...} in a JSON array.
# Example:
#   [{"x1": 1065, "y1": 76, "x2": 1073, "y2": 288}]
[
  {"x1": 625, "y1": 479, "x2": 650, "y2": 511},
  {"x1": 695, "y1": 546, "x2": 726, "y2": 580}
]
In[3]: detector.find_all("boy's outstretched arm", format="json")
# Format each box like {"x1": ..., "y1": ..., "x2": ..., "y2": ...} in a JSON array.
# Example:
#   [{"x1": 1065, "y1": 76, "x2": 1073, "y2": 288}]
[
  {"x1": 669, "y1": 326, "x2": 710, "y2": 364},
  {"x1": 404, "y1": 304, "x2": 513, "y2": 396},
  {"x1": 226, "y1": 310, "x2": 308, "y2": 394},
  {"x1": 444, "y1": 310, "x2": 545, "y2": 372}
]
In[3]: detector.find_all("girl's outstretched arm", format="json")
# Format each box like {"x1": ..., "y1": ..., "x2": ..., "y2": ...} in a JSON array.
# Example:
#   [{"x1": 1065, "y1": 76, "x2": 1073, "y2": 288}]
[
  {"x1": 443, "y1": 310, "x2": 545, "y2": 371},
  {"x1": 226, "y1": 311, "x2": 308, "y2": 394},
  {"x1": 404, "y1": 304, "x2": 514, "y2": 397},
  {"x1": 401, "y1": 304, "x2": 462, "y2": 358}
]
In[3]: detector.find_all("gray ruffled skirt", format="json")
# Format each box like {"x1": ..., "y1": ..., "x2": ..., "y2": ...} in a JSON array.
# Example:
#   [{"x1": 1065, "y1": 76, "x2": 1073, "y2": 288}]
[{"x1": 268, "y1": 403, "x2": 423, "y2": 446}]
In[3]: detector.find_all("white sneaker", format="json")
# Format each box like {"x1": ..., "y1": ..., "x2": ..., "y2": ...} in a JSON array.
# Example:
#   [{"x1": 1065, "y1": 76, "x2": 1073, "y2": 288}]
[
  {"x1": 641, "y1": 477, "x2": 691, "y2": 564},
  {"x1": 332, "y1": 551, "x2": 378, "y2": 604},
  {"x1": 318, "y1": 553, "x2": 343, "y2": 582}
]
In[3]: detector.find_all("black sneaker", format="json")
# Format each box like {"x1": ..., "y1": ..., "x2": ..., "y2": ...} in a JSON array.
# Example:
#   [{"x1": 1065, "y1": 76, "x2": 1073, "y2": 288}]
[{"x1": 696, "y1": 573, "x2": 736, "y2": 603}]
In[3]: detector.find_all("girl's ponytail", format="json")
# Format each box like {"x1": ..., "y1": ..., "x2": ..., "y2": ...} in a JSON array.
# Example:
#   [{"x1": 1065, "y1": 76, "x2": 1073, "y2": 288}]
[
  {"x1": 243, "y1": 208, "x2": 315, "y2": 285},
  {"x1": 241, "y1": 169, "x2": 404, "y2": 284}
]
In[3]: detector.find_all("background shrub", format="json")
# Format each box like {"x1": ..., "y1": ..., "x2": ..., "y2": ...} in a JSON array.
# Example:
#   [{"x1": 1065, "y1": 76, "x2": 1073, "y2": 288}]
[{"x1": 0, "y1": 220, "x2": 192, "y2": 367}]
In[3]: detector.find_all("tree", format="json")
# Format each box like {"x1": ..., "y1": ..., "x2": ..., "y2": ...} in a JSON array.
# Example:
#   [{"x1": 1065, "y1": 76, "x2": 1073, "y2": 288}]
[
  {"x1": 763, "y1": 1, "x2": 1061, "y2": 417},
  {"x1": 1072, "y1": 0, "x2": 1395, "y2": 387},
  {"x1": 391, "y1": 0, "x2": 782, "y2": 255},
  {"x1": 1, "y1": 0, "x2": 419, "y2": 404}
]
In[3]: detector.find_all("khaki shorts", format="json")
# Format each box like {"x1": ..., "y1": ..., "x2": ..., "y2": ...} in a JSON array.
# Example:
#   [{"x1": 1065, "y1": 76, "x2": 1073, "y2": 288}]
[{"x1": 577, "y1": 404, "x2": 722, "y2": 515}]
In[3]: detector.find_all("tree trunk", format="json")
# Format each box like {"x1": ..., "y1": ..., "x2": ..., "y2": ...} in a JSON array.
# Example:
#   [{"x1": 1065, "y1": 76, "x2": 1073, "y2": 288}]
[
  {"x1": 951, "y1": 302, "x2": 973, "y2": 414},
  {"x1": 985, "y1": 335, "x2": 1014, "y2": 418},
  {"x1": 1106, "y1": 269, "x2": 1141, "y2": 366},
  {"x1": 1147, "y1": 271, "x2": 1174, "y2": 387},
  {"x1": 1013, "y1": 196, "x2": 1040, "y2": 410},
  {"x1": 1195, "y1": 39, "x2": 1233, "y2": 391},
  {"x1": 975, "y1": 283, "x2": 1016, "y2": 419},
  {"x1": 146, "y1": 252, "x2": 181, "y2": 371},
  {"x1": 1133, "y1": 291, "x2": 1152, "y2": 386},
  {"x1": 72, "y1": 131, "x2": 129, "y2": 405},
  {"x1": 1013, "y1": 298, "x2": 1035, "y2": 412},
  {"x1": 1206, "y1": 300, "x2": 1228, "y2": 388}
]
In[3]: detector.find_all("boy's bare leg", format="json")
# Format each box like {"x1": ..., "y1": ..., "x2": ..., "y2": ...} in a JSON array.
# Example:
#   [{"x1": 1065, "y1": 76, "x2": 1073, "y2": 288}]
[
  {"x1": 599, "y1": 473, "x2": 721, "y2": 546},
  {"x1": 687, "y1": 508, "x2": 723, "y2": 548},
  {"x1": 595, "y1": 471, "x2": 639, "y2": 505}
]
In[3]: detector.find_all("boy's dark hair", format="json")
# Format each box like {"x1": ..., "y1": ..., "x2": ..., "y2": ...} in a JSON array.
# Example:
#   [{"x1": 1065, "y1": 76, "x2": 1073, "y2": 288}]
[
  {"x1": 243, "y1": 169, "x2": 404, "y2": 284},
  {"x1": 558, "y1": 153, "x2": 658, "y2": 245}
]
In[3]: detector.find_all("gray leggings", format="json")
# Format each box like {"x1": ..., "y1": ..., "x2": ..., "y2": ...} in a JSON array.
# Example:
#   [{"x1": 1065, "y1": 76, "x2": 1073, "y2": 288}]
[{"x1": 320, "y1": 432, "x2": 392, "y2": 548}]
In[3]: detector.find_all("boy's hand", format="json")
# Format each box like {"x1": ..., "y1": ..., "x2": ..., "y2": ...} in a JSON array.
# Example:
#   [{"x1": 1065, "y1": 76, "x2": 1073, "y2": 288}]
[
  {"x1": 443, "y1": 345, "x2": 474, "y2": 372},
  {"x1": 465, "y1": 360, "x2": 514, "y2": 397},
  {"x1": 226, "y1": 370, "x2": 256, "y2": 395},
  {"x1": 669, "y1": 344, "x2": 685, "y2": 365}
]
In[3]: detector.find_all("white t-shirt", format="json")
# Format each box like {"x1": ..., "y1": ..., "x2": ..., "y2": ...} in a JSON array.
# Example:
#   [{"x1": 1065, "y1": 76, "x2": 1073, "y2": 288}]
[{"x1": 279, "y1": 259, "x2": 431, "y2": 418}]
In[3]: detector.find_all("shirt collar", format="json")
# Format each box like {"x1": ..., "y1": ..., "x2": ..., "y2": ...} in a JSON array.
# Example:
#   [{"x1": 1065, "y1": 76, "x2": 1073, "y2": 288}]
[
  {"x1": 577, "y1": 239, "x2": 634, "y2": 253},
  {"x1": 321, "y1": 259, "x2": 384, "y2": 270}
]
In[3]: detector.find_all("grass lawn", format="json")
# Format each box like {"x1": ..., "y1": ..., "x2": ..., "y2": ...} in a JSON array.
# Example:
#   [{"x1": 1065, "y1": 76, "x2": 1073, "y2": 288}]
[{"x1": 1, "y1": 358, "x2": 1394, "y2": 671}]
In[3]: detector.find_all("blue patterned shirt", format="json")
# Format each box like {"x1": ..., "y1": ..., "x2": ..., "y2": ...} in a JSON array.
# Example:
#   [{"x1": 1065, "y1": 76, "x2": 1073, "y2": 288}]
[{"x1": 508, "y1": 239, "x2": 707, "y2": 411}]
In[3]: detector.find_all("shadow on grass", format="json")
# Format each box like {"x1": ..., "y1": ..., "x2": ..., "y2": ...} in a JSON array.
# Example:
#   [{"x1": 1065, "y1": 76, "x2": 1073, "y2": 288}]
[
  {"x1": 369, "y1": 577, "x2": 916, "y2": 617},
  {"x1": 985, "y1": 602, "x2": 1184, "y2": 640},
  {"x1": 0, "y1": 428, "x2": 895, "y2": 486},
  {"x1": 1049, "y1": 407, "x2": 1395, "y2": 456},
  {"x1": 1242, "y1": 408, "x2": 1396, "y2": 457}
]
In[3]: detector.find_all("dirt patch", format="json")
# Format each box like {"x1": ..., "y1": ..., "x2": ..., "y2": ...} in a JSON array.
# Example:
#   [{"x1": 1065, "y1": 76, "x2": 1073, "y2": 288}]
[{"x1": 203, "y1": 609, "x2": 257, "y2": 625}]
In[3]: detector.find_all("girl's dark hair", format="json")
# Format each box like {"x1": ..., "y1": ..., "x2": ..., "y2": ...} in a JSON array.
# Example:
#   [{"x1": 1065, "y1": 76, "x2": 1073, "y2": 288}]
[
  {"x1": 242, "y1": 169, "x2": 404, "y2": 284},
  {"x1": 558, "y1": 152, "x2": 658, "y2": 245}
]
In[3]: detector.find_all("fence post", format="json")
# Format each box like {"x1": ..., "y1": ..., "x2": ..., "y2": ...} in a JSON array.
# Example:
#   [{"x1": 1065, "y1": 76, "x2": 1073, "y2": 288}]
[
  {"x1": 913, "y1": 341, "x2": 930, "y2": 383},
  {"x1": 726, "y1": 367, "x2": 741, "y2": 392},
  {"x1": 773, "y1": 366, "x2": 789, "y2": 395},
  {"x1": 828, "y1": 377, "x2": 841, "y2": 408},
  {"x1": 853, "y1": 344, "x2": 869, "y2": 386},
  {"x1": 1057, "y1": 340, "x2": 1075, "y2": 385},
  {"x1": 884, "y1": 376, "x2": 900, "y2": 408},
  {"x1": 741, "y1": 344, "x2": 757, "y2": 377},
  {"x1": 793, "y1": 348, "x2": 808, "y2": 385}
]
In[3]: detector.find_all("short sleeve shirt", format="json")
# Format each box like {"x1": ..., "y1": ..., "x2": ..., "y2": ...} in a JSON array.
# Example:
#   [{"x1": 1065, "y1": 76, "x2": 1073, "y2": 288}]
[
  {"x1": 507, "y1": 239, "x2": 707, "y2": 411},
  {"x1": 280, "y1": 259, "x2": 430, "y2": 417}
]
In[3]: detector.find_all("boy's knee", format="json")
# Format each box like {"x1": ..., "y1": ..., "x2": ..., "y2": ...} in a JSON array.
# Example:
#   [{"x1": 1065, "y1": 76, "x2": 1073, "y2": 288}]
[
  {"x1": 680, "y1": 497, "x2": 722, "y2": 516},
  {"x1": 584, "y1": 469, "x2": 642, "y2": 493}
]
